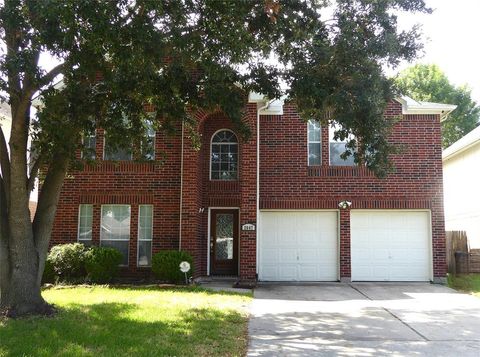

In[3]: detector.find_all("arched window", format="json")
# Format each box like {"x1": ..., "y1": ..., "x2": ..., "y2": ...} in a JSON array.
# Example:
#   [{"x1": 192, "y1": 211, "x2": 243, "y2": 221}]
[{"x1": 211, "y1": 130, "x2": 238, "y2": 180}]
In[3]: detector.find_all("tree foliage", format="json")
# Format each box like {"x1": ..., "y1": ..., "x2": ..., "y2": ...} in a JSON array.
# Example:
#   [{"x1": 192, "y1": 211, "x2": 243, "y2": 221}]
[
  {"x1": 0, "y1": 0, "x2": 430, "y2": 316},
  {"x1": 396, "y1": 64, "x2": 480, "y2": 148}
]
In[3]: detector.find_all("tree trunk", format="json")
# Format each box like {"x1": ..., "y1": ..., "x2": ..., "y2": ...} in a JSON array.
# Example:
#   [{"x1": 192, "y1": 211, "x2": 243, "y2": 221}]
[
  {"x1": 34, "y1": 154, "x2": 70, "y2": 286},
  {"x1": 0, "y1": 102, "x2": 51, "y2": 316},
  {"x1": 0, "y1": 179, "x2": 10, "y2": 307}
]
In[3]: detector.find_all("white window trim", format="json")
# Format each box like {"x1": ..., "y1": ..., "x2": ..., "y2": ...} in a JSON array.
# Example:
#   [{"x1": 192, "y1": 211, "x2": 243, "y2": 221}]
[
  {"x1": 81, "y1": 130, "x2": 97, "y2": 160},
  {"x1": 209, "y1": 129, "x2": 239, "y2": 181},
  {"x1": 77, "y1": 204, "x2": 93, "y2": 243},
  {"x1": 100, "y1": 204, "x2": 131, "y2": 266},
  {"x1": 137, "y1": 204, "x2": 153, "y2": 267},
  {"x1": 307, "y1": 120, "x2": 321, "y2": 166}
]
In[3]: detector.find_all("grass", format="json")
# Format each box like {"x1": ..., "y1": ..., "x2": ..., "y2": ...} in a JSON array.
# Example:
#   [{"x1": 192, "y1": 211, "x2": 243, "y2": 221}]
[
  {"x1": 448, "y1": 273, "x2": 480, "y2": 296},
  {"x1": 0, "y1": 286, "x2": 252, "y2": 357}
]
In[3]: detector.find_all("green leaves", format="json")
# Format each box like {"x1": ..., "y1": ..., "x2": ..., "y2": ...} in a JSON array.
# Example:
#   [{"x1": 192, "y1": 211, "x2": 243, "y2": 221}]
[
  {"x1": 396, "y1": 64, "x2": 480, "y2": 148},
  {"x1": 1, "y1": 0, "x2": 431, "y2": 176}
]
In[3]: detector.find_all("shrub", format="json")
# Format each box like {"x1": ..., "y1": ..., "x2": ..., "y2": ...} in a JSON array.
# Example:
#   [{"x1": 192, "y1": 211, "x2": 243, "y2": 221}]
[
  {"x1": 84, "y1": 246, "x2": 123, "y2": 283},
  {"x1": 42, "y1": 258, "x2": 56, "y2": 284},
  {"x1": 47, "y1": 243, "x2": 87, "y2": 282},
  {"x1": 152, "y1": 250, "x2": 194, "y2": 283}
]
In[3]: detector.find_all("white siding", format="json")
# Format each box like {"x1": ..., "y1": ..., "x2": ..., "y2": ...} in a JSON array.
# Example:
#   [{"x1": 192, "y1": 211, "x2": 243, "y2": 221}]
[{"x1": 443, "y1": 142, "x2": 480, "y2": 248}]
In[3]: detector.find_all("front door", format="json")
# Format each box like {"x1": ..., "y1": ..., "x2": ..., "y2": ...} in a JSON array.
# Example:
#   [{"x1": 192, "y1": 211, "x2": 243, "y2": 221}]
[{"x1": 210, "y1": 209, "x2": 239, "y2": 276}]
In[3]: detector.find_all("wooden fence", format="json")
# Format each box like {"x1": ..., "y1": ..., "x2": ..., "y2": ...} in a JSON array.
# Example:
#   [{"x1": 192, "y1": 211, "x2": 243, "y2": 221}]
[{"x1": 446, "y1": 230, "x2": 480, "y2": 274}]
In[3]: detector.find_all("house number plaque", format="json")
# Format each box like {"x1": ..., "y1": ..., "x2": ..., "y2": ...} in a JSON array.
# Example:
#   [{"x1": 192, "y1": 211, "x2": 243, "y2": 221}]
[{"x1": 241, "y1": 223, "x2": 256, "y2": 231}]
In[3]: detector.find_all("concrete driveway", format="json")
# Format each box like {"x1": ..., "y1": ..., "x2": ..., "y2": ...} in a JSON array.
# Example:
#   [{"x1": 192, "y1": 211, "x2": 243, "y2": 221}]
[{"x1": 248, "y1": 283, "x2": 480, "y2": 356}]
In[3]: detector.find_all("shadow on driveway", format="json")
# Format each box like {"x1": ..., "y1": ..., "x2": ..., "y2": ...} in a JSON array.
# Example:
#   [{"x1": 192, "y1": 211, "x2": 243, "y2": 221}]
[{"x1": 248, "y1": 283, "x2": 480, "y2": 356}]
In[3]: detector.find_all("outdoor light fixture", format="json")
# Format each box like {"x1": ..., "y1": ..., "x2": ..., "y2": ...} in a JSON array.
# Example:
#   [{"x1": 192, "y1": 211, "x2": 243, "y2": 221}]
[{"x1": 338, "y1": 200, "x2": 352, "y2": 209}]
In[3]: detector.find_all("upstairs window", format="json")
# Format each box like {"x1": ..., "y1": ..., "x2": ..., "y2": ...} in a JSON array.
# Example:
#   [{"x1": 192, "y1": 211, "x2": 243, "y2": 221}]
[
  {"x1": 103, "y1": 121, "x2": 155, "y2": 161},
  {"x1": 81, "y1": 130, "x2": 96, "y2": 160},
  {"x1": 140, "y1": 120, "x2": 155, "y2": 160},
  {"x1": 329, "y1": 124, "x2": 356, "y2": 166},
  {"x1": 210, "y1": 130, "x2": 238, "y2": 180},
  {"x1": 307, "y1": 120, "x2": 321, "y2": 166},
  {"x1": 103, "y1": 132, "x2": 133, "y2": 161}
]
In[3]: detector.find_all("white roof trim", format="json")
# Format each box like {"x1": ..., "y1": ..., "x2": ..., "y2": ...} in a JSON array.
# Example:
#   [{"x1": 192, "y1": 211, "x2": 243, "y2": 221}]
[
  {"x1": 396, "y1": 96, "x2": 457, "y2": 121},
  {"x1": 250, "y1": 93, "x2": 457, "y2": 119},
  {"x1": 443, "y1": 125, "x2": 480, "y2": 161},
  {"x1": 248, "y1": 92, "x2": 285, "y2": 115}
]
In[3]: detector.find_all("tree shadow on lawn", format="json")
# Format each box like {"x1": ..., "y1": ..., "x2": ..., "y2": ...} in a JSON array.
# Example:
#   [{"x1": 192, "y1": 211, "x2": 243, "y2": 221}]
[{"x1": 0, "y1": 301, "x2": 247, "y2": 357}]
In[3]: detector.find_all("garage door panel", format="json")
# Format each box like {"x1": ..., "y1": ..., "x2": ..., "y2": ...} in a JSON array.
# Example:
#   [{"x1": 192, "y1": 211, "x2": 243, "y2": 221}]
[
  {"x1": 351, "y1": 211, "x2": 430, "y2": 282},
  {"x1": 260, "y1": 211, "x2": 338, "y2": 281},
  {"x1": 279, "y1": 248, "x2": 297, "y2": 263},
  {"x1": 278, "y1": 265, "x2": 297, "y2": 280},
  {"x1": 297, "y1": 248, "x2": 318, "y2": 262},
  {"x1": 262, "y1": 249, "x2": 278, "y2": 263},
  {"x1": 298, "y1": 265, "x2": 317, "y2": 280},
  {"x1": 261, "y1": 266, "x2": 278, "y2": 281}
]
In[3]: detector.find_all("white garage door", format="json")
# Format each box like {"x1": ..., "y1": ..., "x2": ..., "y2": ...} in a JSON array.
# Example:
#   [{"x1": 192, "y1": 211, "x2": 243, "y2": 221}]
[
  {"x1": 259, "y1": 211, "x2": 338, "y2": 281},
  {"x1": 351, "y1": 211, "x2": 431, "y2": 281}
]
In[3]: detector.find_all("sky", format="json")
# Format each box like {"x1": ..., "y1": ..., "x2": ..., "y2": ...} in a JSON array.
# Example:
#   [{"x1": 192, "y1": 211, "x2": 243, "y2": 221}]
[{"x1": 395, "y1": 0, "x2": 480, "y2": 103}]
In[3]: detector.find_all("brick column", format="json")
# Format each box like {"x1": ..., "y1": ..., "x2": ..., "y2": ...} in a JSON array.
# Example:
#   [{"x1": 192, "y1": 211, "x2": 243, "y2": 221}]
[
  {"x1": 321, "y1": 125, "x2": 329, "y2": 166},
  {"x1": 339, "y1": 209, "x2": 351, "y2": 281},
  {"x1": 239, "y1": 104, "x2": 258, "y2": 281},
  {"x1": 180, "y1": 134, "x2": 203, "y2": 276}
]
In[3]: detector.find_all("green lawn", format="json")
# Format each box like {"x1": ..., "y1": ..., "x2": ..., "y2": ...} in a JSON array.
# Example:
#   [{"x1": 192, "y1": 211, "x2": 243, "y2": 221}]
[
  {"x1": 0, "y1": 286, "x2": 252, "y2": 357},
  {"x1": 448, "y1": 274, "x2": 480, "y2": 296}
]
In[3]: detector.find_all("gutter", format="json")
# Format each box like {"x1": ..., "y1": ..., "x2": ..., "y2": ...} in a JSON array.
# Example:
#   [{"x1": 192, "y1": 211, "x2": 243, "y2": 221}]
[{"x1": 256, "y1": 99, "x2": 274, "y2": 275}]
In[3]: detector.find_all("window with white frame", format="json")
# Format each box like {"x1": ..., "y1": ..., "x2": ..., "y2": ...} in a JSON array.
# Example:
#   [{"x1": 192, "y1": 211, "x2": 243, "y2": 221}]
[
  {"x1": 78, "y1": 204, "x2": 93, "y2": 246},
  {"x1": 140, "y1": 121, "x2": 155, "y2": 160},
  {"x1": 100, "y1": 205, "x2": 131, "y2": 266},
  {"x1": 210, "y1": 130, "x2": 238, "y2": 180},
  {"x1": 307, "y1": 120, "x2": 321, "y2": 166},
  {"x1": 329, "y1": 124, "x2": 356, "y2": 166},
  {"x1": 82, "y1": 130, "x2": 96, "y2": 160},
  {"x1": 137, "y1": 205, "x2": 153, "y2": 267},
  {"x1": 103, "y1": 133, "x2": 133, "y2": 161}
]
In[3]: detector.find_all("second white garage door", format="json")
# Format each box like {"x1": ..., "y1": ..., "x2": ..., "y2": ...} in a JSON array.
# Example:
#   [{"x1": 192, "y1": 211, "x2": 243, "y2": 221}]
[
  {"x1": 351, "y1": 211, "x2": 431, "y2": 282},
  {"x1": 259, "y1": 211, "x2": 338, "y2": 281}
]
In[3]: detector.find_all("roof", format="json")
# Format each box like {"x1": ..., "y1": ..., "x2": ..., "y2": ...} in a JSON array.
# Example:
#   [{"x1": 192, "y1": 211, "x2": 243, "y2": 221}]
[
  {"x1": 249, "y1": 93, "x2": 457, "y2": 119},
  {"x1": 395, "y1": 96, "x2": 457, "y2": 121},
  {"x1": 443, "y1": 125, "x2": 480, "y2": 161}
]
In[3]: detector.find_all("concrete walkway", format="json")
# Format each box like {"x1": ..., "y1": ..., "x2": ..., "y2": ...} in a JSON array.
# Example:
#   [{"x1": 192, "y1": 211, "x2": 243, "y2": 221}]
[{"x1": 248, "y1": 283, "x2": 480, "y2": 356}]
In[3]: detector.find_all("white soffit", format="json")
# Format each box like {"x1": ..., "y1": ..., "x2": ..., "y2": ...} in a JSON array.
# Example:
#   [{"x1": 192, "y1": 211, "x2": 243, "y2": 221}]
[{"x1": 396, "y1": 96, "x2": 457, "y2": 121}]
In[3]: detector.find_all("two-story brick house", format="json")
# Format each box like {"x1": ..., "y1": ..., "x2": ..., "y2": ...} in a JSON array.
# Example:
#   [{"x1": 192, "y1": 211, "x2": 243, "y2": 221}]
[{"x1": 50, "y1": 94, "x2": 455, "y2": 283}]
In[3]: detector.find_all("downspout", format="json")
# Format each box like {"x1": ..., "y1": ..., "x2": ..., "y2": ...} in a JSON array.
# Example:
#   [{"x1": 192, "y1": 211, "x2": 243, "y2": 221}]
[
  {"x1": 256, "y1": 100, "x2": 273, "y2": 275},
  {"x1": 179, "y1": 121, "x2": 184, "y2": 251}
]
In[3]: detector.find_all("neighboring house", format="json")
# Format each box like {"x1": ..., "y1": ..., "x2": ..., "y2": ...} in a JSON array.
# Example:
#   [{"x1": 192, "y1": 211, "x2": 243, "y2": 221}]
[
  {"x1": 50, "y1": 95, "x2": 455, "y2": 283},
  {"x1": 443, "y1": 126, "x2": 480, "y2": 248}
]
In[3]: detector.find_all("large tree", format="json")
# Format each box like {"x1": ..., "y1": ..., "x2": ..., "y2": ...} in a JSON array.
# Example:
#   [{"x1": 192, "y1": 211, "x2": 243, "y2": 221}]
[
  {"x1": 396, "y1": 63, "x2": 480, "y2": 148},
  {"x1": 0, "y1": 0, "x2": 430, "y2": 316}
]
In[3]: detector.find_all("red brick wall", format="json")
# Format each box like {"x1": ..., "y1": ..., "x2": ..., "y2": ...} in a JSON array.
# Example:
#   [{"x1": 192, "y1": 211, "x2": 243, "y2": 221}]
[
  {"x1": 51, "y1": 128, "x2": 182, "y2": 278},
  {"x1": 50, "y1": 99, "x2": 446, "y2": 281},
  {"x1": 259, "y1": 100, "x2": 446, "y2": 278}
]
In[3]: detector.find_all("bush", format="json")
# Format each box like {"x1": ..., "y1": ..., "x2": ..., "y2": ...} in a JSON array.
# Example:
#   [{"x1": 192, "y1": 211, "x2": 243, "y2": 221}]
[
  {"x1": 152, "y1": 250, "x2": 194, "y2": 283},
  {"x1": 42, "y1": 258, "x2": 56, "y2": 284},
  {"x1": 84, "y1": 246, "x2": 123, "y2": 283},
  {"x1": 47, "y1": 243, "x2": 87, "y2": 282}
]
